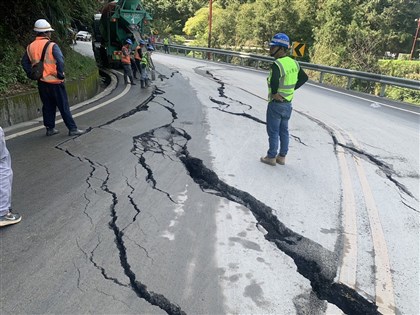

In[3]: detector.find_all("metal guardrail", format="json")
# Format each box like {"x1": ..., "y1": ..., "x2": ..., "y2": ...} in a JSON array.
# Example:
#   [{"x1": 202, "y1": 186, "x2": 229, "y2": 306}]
[{"x1": 154, "y1": 43, "x2": 420, "y2": 97}]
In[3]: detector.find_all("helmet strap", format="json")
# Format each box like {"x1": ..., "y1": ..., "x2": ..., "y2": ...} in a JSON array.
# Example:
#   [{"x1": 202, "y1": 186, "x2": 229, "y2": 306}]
[{"x1": 270, "y1": 46, "x2": 281, "y2": 57}]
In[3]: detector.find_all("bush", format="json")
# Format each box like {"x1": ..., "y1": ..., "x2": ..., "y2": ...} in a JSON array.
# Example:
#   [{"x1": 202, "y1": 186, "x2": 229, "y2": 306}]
[{"x1": 378, "y1": 60, "x2": 420, "y2": 105}]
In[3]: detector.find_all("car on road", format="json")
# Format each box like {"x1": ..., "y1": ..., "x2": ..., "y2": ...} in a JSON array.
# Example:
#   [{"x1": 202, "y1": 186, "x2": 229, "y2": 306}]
[{"x1": 76, "y1": 31, "x2": 91, "y2": 41}]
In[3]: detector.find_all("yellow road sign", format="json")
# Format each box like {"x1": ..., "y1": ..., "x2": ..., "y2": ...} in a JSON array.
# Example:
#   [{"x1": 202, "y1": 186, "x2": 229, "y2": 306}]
[{"x1": 292, "y1": 42, "x2": 305, "y2": 57}]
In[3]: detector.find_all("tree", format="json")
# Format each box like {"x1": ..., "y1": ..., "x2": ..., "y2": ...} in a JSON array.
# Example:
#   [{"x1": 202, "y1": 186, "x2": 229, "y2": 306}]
[
  {"x1": 311, "y1": 0, "x2": 419, "y2": 71},
  {"x1": 144, "y1": 0, "x2": 207, "y2": 35}
]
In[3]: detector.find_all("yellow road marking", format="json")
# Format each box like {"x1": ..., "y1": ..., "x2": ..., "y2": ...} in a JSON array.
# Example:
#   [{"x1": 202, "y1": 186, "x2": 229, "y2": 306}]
[
  {"x1": 335, "y1": 131, "x2": 358, "y2": 288},
  {"x1": 348, "y1": 133, "x2": 396, "y2": 314}
]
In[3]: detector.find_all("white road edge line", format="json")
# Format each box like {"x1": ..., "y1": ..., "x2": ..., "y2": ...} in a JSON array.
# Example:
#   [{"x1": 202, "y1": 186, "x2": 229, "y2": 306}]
[
  {"x1": 5, "y1": 71, "x2": 128, "y2": 141},
  {"x1": 306, "y1": 83, "x2": 420, "y2": 116}
]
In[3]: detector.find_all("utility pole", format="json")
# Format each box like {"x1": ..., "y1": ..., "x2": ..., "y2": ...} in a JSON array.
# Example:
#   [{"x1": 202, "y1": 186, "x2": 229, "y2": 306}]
[
  {"x1": 208, "y1": 0, "x2": 213, "y2": 60},
  {"x1": 410, "y1": 18, "x2": 420, "y2": 60}
]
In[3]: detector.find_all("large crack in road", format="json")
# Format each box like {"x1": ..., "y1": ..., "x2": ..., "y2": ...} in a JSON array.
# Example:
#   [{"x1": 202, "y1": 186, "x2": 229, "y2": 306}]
[
  {"x1": 55, "y1": 89, "x2": 186, "y2": 315},
  {"x1": 128, "y1": 79, "x2": 380, "y2": 314},
  {"x1": 53, "y1": 70, "x2": 385, "y2": 314},
  {"x1": 206, "y1": 69, "x2": 416, "y2": 207}
]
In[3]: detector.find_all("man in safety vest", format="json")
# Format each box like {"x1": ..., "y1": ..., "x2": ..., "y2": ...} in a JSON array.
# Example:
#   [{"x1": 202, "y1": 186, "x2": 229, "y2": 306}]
[
  {"x1": 121, "y1": 39, "x2": 136, "y2": 85},
  {"x1": 21, "y1": 19, "x2": 85, "y2": 136},
  {"x1": 140, "y1": 44, "x2": 155, "y2": 88},
  {"x1": 163, "y1": 37, "x2": 170, "y2": 54},
  {"x1": 133, "y1": 40, "x2": 145, "y2": 81},
  {"x1": 260, "y1": 33, "x2": 308, "y2": 166}
]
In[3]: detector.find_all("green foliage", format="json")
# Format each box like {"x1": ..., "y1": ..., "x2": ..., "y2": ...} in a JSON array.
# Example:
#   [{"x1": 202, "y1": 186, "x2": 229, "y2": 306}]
[
  {"x1": 0, "y1": 0, "x2": 100, "y2": 95},
  {"x1": 145, "y1": 0, "x2": 207, "y2": 35},
  {"x1": 378, "y1": 60, "x2": 420, "y2": 104},
  {"x1": 0, "y1": 26, "x2": 34, "y2": 94},
  {"x1": 172, "y1": 35, "x2": 187, "y2": 44}
]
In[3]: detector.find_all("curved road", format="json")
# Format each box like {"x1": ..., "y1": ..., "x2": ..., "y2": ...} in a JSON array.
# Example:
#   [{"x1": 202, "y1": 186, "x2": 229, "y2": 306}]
[{"x1": 1, "y1": 42, "x2": 418, "y2": 315}]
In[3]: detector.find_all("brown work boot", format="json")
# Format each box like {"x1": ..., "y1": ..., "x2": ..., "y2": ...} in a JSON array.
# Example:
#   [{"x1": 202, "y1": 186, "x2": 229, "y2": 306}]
[
  {"x1": 260, "y1": 156, "x2": 276, "y2": 166},
  {"x1": 276, "y1": 155, "x2": 286, "y2": 165}
]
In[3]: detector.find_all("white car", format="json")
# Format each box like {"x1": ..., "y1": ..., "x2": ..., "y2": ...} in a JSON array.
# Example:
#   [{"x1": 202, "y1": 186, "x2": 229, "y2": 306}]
[{"x1": 76, "y1": 31, "x2": 92, "y2": 41}]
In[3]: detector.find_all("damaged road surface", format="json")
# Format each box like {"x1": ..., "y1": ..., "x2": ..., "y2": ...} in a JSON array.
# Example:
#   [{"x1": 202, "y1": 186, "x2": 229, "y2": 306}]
[{"x1": 1, "y1": 53, "x2": 419, "y2": 315}]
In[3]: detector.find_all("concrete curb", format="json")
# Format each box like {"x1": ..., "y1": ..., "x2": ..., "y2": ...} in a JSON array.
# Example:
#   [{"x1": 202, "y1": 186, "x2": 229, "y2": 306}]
[{"x1": 3, "y1": 69, "x2": 116, "y2": 134}]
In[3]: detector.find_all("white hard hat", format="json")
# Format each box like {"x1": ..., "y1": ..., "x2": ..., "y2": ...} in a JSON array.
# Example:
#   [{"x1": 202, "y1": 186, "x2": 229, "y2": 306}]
[{"x1": 33, "y1": 19, "x2": 55, "y2": 32}]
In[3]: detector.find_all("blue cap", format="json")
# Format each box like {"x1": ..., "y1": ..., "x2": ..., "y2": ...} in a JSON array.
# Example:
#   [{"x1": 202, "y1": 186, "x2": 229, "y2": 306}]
[{"x1": 126, "y1": 38, "x2": 133, "y2": 45}]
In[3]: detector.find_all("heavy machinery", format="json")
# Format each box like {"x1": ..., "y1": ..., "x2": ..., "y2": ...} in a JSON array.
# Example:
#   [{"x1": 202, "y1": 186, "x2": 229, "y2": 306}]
[{"x1": 92, "y1": 0, "x2": 152, "y2": 67}]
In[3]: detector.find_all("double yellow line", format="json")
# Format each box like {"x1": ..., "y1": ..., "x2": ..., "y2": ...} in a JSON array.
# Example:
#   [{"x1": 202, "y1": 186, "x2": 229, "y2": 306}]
[{"x1": 334, "y1": 125, "x2": 395, "y2": 314}]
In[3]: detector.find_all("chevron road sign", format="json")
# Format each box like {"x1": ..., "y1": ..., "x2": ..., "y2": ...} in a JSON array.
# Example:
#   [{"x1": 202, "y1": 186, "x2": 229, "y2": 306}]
[{"x1": 292, "y1": 42, "x2": 305, "y2": 57}]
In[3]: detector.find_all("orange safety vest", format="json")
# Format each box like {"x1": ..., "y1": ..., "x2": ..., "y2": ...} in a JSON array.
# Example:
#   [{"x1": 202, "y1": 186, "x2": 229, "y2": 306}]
[
  {"x1": 26, "y1": 37, "x2": 63, "y2": 84},
  {"x1": 121, "y1": 46, "x2": 131, "y2": 64},
  {"x1": 134, "y1": 46, "x2": 142, "y2": 60}
]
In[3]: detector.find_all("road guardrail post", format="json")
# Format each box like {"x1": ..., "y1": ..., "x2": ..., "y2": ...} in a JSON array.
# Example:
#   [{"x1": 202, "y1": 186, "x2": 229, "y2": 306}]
[
  {"x1": 380, "y1": 84, "x2": 386, "y2": 97},
  {"x1": 347, "y1": 77, "x2": 353, "y2": 90}
]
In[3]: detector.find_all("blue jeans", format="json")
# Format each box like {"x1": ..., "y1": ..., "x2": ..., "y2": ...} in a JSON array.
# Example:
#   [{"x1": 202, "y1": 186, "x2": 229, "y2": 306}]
[{"x1": 266, "y1": 101, "x2": 292, "y2": 158}]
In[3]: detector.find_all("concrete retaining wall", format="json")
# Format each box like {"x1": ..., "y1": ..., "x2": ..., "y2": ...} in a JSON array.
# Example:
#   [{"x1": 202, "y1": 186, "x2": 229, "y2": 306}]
[{"x1": 0, "y1": 70, "x2": 100, "y2": 127}]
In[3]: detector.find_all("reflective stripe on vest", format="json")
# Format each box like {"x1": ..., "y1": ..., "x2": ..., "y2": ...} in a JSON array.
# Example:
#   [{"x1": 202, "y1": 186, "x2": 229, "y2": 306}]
[
  {"x1": 267, "y1": 56, "x2": 299, "y2": 102},
  {"x1": 27, "y1": 37, "x2": 63, "y2": 84},
  {"x1": 121, "y1": 46, "x2": 131, "y2": 64}
]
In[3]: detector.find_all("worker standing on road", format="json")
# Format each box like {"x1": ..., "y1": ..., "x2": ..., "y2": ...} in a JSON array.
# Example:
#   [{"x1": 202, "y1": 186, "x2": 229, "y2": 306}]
[
  {"x1": 260, "y1": 33, "x2": 308, "y2": 166},
  {"x1": 140, "y1": 44, "x2": 155, "y2": 88},
  {"x1": 163, "y1": 37, "x2": 170, "y2": 54},
  {"x1": 21, "y1": 19, "x2": 85, "y2": 137},
  {"x1": 0, "y1": 127, "x2": 21, "y2": 227},
  {"x1": 133, "y1": 40, "x2": 145, "y2": 81},
  {"x1": 121, "y1": 39, "x2": 136, "y2": 85}
]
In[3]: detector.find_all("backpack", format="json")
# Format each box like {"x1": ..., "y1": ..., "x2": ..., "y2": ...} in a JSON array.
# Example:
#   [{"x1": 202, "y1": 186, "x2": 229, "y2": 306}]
[{"x1": 30, "y1": 41, "x2": 51, "y2": 80}]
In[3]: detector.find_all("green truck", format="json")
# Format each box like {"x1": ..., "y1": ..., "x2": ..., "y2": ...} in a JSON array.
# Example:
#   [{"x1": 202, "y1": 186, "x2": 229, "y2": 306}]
[{"x1": 92, "y1": 0, "x2": 152, "y2": 67}]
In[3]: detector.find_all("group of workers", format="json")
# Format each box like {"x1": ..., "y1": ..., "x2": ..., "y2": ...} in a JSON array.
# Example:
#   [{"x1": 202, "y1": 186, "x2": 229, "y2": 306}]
[
  {"x1": 1, "y1": 17, "x2": 307, "y2": 228},
  {"x1": 121, "y1": 38, "x2": 155, "y2": 88}
]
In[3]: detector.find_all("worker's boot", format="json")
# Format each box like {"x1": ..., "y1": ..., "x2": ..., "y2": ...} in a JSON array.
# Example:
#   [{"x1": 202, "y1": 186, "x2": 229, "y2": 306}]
[
  {"x1": 260, "y1": 156, "x2": 276, "y2": 166},
  {"x1": 129, "y1": 76, "x2": 136, "y2": 85},
  {"x1": 276, "y1": 155, "x2": 286, "y2": 165},
  {"x1": 140, "y1": 80, "x2": 145, "y2": 88}
]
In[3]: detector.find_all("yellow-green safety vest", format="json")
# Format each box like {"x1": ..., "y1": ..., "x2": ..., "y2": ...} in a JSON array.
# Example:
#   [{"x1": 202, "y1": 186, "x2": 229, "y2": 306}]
[
  {"x1": 267, "y1": 56, "x2": 300, "y2": 102},
  {"x1": 141, "y1": 54, "x2": 149, "y2": 66},
  {"x1": 163, "y1": 38, "x2": 169, "y2": 45}
]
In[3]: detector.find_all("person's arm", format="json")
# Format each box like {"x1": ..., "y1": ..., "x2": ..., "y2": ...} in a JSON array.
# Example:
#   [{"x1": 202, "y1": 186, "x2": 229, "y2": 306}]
[
  {"x1": 270, "y1": 63, "x2": 280, "y2": 95},
  {"x1": 52, "y1": 43, "x2": 65, "y2": 79},
  {"x1": 295, "y1": 68, "x2": 308, "y2": 90},
  {"x1": 21, "y1": 50, "x2": 32, "y2": 78},
  {"x1": 122, "y1": 46, "x2": 129, "y2": 56}
]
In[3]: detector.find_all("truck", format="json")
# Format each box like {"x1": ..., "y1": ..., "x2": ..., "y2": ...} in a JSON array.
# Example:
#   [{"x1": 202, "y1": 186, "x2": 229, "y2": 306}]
[{"x1": 92, "y1": 0, "x2": 152, "y2": 67}]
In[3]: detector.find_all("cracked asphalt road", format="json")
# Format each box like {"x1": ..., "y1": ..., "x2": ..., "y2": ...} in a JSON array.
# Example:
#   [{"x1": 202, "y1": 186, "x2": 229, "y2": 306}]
[{"x1": 1, "y1": 50, "x2": 418, "y2": 315}]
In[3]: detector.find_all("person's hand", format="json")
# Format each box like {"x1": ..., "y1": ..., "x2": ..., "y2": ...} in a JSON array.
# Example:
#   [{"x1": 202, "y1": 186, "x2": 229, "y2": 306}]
[{"x1": 272, "y1": 93, "x2": 284, "y2": 101}]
